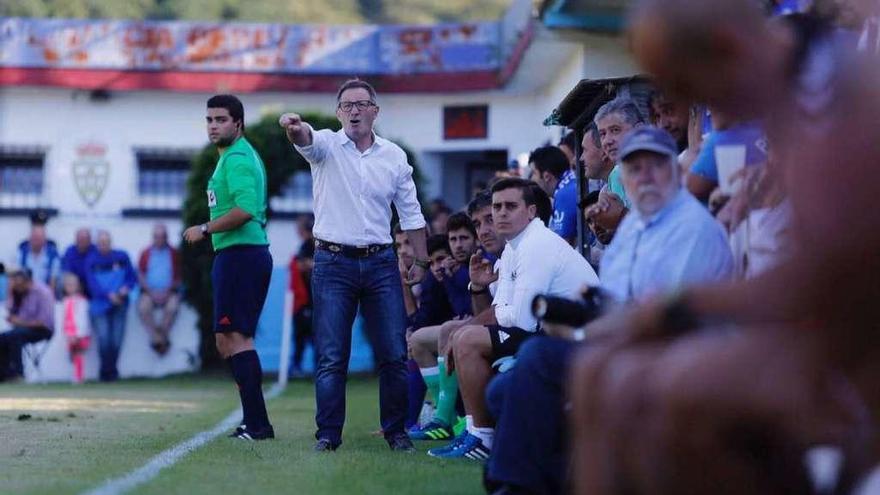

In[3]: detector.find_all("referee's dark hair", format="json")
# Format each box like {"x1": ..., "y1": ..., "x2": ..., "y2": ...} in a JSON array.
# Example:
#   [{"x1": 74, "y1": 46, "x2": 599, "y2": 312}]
[
  {"x1": 446, "y1": 212, "x2": 476, "y2": 238},
  {"x1": 207, "y1": 94, "x2": 245, "y2": 131}
]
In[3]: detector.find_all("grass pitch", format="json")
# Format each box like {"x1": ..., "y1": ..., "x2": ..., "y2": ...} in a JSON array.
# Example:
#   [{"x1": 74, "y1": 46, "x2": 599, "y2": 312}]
[{"x1": 0, "y1": 375, "x2": 482, "y2": 495}]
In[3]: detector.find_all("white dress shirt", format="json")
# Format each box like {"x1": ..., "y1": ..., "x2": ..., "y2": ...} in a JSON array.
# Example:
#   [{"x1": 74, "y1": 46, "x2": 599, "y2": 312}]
[
  {"x1": 295, "y1": 127, "x2": 426, "y2": 246},
  {"x1": 492, "y1": 218, "x2": 599, "y2": 331}
]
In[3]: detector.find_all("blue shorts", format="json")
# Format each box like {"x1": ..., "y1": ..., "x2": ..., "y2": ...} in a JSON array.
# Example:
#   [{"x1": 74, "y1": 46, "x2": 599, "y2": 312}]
[{"x1": 211, "y1": 244, "x2": 272, "y2": 337}]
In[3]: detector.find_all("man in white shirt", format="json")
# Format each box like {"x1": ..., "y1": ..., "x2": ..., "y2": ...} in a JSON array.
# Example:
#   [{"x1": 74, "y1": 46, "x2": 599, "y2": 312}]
[
  {"x1": 428, "y1": 177, "x2": 599, "y2": 460},
  {"x1": 280, "y1": 79, "x2": 428, "y2": 453}
]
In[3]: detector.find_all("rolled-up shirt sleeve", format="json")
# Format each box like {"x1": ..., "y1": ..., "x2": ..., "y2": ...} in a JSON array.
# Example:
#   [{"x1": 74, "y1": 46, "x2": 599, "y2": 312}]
[
  {"x1": 393, "y1": 152, "x2": 427, "y2": 231},
  {"x1": 293, "y1": 124, "x2": 330, "y2": 165}
]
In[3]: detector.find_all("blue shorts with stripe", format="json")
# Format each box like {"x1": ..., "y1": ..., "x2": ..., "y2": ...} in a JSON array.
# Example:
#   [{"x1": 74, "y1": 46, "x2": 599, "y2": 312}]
[{"x1": 211, "y1": 244, "x2": 272, "y2": 337}]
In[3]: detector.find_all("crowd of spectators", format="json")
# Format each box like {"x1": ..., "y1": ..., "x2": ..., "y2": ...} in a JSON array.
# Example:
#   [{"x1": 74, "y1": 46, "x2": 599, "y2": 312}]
[
  {"x1": 0, "y1": 218, "x2": 182, "y2": 383},
  {"x1": 387, "y1": 1, "x2": 880, "y2": 494}
]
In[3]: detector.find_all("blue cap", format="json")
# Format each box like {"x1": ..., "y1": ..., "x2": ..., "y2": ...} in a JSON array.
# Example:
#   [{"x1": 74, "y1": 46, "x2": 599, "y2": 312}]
[{"x1": 618, "y1": 126, "x2": 679, "y2": 163}]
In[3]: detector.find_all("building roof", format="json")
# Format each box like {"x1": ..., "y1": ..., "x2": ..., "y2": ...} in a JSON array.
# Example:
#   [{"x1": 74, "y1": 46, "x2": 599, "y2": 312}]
[
  {"x1": 544, "y1": 75, "x2": 649, "y2": 129},
  {"x1": 539, "y1": 0, "x2": 631, "y2": 31},
  {"x1": 0, "y1": 15, "x2": 534, "y2": 93}
]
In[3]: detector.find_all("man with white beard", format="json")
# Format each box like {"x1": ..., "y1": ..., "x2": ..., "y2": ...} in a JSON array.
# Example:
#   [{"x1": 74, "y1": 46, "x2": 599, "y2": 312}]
[{"x1": 599, "y1": 126, "x2": 733, "y2": 303}]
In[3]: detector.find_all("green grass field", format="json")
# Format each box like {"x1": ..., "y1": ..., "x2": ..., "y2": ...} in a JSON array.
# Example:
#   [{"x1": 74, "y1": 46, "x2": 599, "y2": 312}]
[{"x1": 0, "y1": 375, "x2": 482, "y2": 495}]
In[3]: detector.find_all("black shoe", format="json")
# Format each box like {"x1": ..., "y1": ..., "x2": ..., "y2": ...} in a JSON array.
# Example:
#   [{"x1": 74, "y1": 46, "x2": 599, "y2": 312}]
[
  {"x1": 387, "y1": 433, "x2": 416, "y2": 453},
  {"x1": 314, "y1": 438, "x2": 339, "y2": 452},
  {"x1": 231, "y1": 424, "x2": 275, "y2": 440},
  {"x1": 228, "y1": 424, "x2": 247, "y2": 438}
]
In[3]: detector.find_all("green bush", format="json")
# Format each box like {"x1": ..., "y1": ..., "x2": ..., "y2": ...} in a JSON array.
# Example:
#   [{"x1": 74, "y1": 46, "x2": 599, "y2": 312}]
[{"x1": 181, "y1": 112, "x2": 425, "y2": 368}]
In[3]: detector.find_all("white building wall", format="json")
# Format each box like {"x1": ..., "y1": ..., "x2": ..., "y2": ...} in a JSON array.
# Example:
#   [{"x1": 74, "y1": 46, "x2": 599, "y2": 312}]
[{"x1": 0, "y1": 32, "x2": 634, "y2": 263}]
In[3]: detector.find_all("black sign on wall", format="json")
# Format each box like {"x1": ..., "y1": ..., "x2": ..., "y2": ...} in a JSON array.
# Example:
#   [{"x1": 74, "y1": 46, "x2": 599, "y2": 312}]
[{"x1": 443, "y1": 105, "x2": 488, "y2": 140}]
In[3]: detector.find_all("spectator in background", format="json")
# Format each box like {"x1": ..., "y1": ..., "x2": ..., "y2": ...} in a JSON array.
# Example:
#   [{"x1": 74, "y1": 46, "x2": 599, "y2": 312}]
[
  {"x1": 288, "y1": 214, "x2": 315, "y2": 378},
  {"x1": 527, "y1": 182, "x2": 553, "y2": 227},
  {"x1": 61, "y1": 228, "x2": 97, "y2": 297},
  {"x1": 430, "y1": 178, "x2": 599, "y2": 460},
  {"x1": 581, "y1": 190, "x2": 621, "y2": 267},
  {"x1": 686, "y1": 107, "x2": 768, "y2": 203},
  {"x1": 581, "y1": 123, "x2": 614, "y2": 191},
  {"x1": 0, "y1": 266, "x2": 54, "y2": 382},
  {"x1": 601, "y1": 127, "x2": 734, "y2": 303},
  {"x1": 557, "y1": 131, "x2": 579, "y2": 170},
  {"x1": 437, "y1": 213, "x2": 478, "y2": 318},
  {"x1": 594, "y1": 97, "x2": 646, "y2": 205},
  {"x1": 529, "y1": 146, "x2": 578, "y2": 244},
  {"x1": 431, "y1": 204, "x2": 452, "y2": 236},
  {"x1": 61, "y1": 273, "x2": 90, "y2": 384},
  {"x1": 395, "y1": 223, "x2": 435, "y2": 432},
  {"x1": 86, "y1": 230, "x2": 138, "y2": 382},
  {"x1": 485, "y1": 129, "x2": 735, "y2": 495},
  {"x1": 409, "y1": 199, "x2": 498, "y2": 442},
  {"x1": 648, "y1": 89, "x2": 690, "y2": 152},
  {"x1": 18, "y1": 223, "x2": 61, "y2": 293},
  {"x1": 137, "y1": 224, "x2": 181, "y2": 356}
]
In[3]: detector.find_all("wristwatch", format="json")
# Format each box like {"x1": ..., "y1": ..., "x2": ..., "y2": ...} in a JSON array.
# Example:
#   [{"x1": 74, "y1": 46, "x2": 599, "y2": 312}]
[
  {"x1": 200, "y1": 223, "x2": 210, "y2": 235},
  {"x1": 468, "y1": 281, "x2": 488, "y2": 295},
  {"x1": 414, "y1": 258, "x2": 430, "y2": 270}
]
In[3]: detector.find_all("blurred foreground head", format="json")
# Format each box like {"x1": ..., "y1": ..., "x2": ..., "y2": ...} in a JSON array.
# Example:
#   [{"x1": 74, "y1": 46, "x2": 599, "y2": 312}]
[{"x1": 628, "y1": 0, "x2": 794, "y2": 120}]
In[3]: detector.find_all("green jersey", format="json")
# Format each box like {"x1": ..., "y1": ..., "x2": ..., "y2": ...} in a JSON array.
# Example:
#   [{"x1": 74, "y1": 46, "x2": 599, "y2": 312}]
[{"x1": 207, "y1": 136, "x2": 269, "y2": 250}]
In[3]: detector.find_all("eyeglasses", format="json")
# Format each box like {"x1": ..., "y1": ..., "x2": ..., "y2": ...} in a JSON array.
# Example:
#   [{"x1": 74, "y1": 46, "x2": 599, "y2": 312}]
[{"x1": 338, "y1": 100, "x2": 375, "y2": 112}]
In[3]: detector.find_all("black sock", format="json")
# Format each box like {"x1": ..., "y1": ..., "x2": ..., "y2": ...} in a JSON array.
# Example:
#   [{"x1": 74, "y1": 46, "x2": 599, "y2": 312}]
[{"x1": 229, "y1": 350, "x2": 271, "y2": 431}]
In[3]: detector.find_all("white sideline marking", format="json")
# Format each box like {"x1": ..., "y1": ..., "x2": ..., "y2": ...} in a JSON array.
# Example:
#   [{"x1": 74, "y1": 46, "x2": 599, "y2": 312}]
[{"x1": 81, "y1": 382, "x2": 286, "y2": 495}]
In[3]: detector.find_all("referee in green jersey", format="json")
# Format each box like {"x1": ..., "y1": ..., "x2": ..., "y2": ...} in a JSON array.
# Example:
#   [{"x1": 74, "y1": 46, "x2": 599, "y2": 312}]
[{"x1": 184, "y1": 95, "x2": 274, "y2": 440}]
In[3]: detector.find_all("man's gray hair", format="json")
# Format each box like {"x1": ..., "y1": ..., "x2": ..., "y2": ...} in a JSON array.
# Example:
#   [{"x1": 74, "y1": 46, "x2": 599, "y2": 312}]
[{"x1": 594, "y1": 98, "x2": 645, "y2": 127}]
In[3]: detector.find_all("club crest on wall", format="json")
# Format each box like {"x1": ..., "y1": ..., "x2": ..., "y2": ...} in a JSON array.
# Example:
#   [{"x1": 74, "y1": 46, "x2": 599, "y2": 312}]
[{"x1": 72, "y1": 142, "x2": 109, "y2": 208}]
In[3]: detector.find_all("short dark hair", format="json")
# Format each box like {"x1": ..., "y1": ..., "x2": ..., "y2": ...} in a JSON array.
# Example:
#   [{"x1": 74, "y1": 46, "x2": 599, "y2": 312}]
[
  {"x1": 583, "y1": 122, "x2": 601, "y2": 149},
  {"x1": 207, "y1": 94, "x2": 244, "y2": 128},
  {"x1": 336, "y1": 78, "x2": 377, "y2": 102},
  {"x1": 446, "y1": 212, "x2": 476, "y2": 238},
  {"x1": 558, "y1": 131, "x2": 577, "y2": 151},
  {"x1": 9, "y1": 266, "x2": 32, "y2": 280},
  {"x1": 491, "y1": 178, "x2": 537, "y2": 207},
  {"x1": 467, "y1": 190, "x2": 493, "y2": 217},
  {"x1": 529, "y1": 182, "x2": 553, "y2": 226},
  {"x1": 427, "y1": 234, "x2": 450, "y2": 256},
  {"x1": 393, "y1": 223, "x2": 406, "y2": 236},
  {"x1": 528, "y1": 146, "x2": 570, "y2": 180}
]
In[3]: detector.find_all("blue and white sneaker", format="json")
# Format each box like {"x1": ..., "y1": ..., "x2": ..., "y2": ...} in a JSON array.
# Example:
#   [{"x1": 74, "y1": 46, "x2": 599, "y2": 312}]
[
  {"x1": 427, "y1": 432, "x2": 469, "y2": 457},
  {"x1": 431, "y1": 432, "x2": 491, "y2": 461}
]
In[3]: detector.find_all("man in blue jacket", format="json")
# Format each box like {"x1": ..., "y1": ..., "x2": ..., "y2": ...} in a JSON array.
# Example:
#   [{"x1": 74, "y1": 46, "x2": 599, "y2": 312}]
[{"x1": 85, "y1": 230, "x2": 138, "y2": 381}]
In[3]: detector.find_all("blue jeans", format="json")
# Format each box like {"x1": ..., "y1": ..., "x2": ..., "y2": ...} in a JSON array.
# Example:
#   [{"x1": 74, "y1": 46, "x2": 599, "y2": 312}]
[
  {"x1": 91, "y1": 303, "x2": 129, "y2": 381},
  {"x1": 311, "y1": 246, "x2": 407, "y2": 445},
  {"x1": 487, "y1": 336, "x2": 577, "y2": 494}
]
